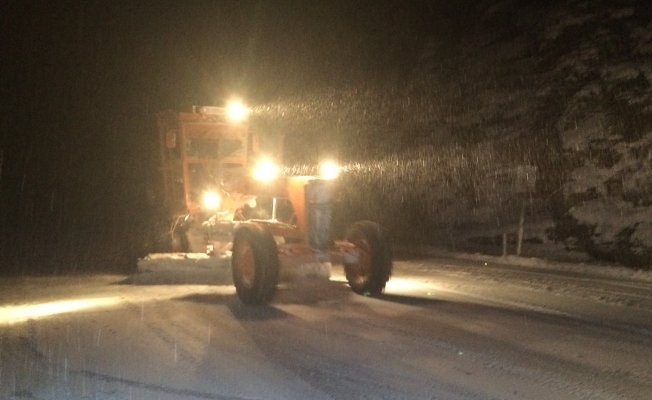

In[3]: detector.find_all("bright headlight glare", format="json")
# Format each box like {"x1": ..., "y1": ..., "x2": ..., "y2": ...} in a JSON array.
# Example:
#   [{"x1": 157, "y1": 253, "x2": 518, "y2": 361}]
[
  {"x1": 253, "y1": 159, "x2": 279, "y2": 181},
  {"x1": 320, "y1": 161, "x2": 340, "y2": 179},
  {"x1": 203, "y1": 192, "x2": 221, "y2": 209},
  {"x1": 225, "y1": 101, "x2": 249, "y2": 122}
]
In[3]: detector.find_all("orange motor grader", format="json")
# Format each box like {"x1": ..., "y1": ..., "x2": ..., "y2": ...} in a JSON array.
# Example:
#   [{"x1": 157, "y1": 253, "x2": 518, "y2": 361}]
[{"x1": 155, "y1": 103, "x2": 392, "y2": 305}]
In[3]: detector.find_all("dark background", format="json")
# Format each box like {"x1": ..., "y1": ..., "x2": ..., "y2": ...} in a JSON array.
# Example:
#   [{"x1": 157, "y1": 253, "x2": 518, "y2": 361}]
[{"x1": 2, "y1": 0, "x2": 651, "y2": 274}]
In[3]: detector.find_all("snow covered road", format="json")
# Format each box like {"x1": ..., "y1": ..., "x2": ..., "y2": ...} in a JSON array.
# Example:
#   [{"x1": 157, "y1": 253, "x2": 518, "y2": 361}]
[
  {"x1": 396, "y1": 257, "x2": 652, "y2": 336},
  {"x1": 1, "y1": 255, "x2": 651, "y2": 400}
]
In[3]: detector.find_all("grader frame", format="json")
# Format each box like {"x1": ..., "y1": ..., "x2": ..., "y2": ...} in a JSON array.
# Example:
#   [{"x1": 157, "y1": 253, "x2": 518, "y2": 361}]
[{"x1": 156, "y1": 105, "x2": 392, "y2": 304}]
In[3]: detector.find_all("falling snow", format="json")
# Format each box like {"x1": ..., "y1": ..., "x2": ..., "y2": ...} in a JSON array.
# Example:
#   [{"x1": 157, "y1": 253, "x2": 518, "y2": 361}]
[{"x1": 1, "y1": 1, "x2": 651, "y2": 274}]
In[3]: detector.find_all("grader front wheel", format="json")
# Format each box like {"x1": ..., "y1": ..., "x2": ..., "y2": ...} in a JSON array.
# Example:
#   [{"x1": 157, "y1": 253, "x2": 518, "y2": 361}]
[
  {"x1": 344, "y1": 221, "x2": 393, "y2": 296},
  {"x1": 231, "y1": 224, "x2": 279, "y2": 305}
]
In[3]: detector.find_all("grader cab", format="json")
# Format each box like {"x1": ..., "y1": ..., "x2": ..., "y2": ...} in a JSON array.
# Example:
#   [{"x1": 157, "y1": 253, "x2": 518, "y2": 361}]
[{"x1": 150, "y1": 103, "x2": 392, "y2": 305}]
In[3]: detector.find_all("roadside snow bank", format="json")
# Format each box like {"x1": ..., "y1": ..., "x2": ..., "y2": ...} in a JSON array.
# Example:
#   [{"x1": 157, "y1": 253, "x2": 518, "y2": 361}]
[{"x1": 423, "y1": 246, "x2": 652, "y2": 283}]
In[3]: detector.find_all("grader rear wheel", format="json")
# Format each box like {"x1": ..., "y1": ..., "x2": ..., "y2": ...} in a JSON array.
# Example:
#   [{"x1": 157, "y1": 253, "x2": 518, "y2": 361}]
[
  {"x1": 344, "y1": 220, "x2": 393, "y2": 296},
  {"x1": 231, "y1": 224, "x2": 279, "y2": 305}
]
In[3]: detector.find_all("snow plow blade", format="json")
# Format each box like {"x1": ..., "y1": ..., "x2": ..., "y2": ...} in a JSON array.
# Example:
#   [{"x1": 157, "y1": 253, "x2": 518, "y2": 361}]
[
  {"x1": 278, "y1": 261, "x2": 332, "y2": 282},
  {"x1": 133, "y1": 253, "x2": 232, "y2": 285},
  {"x1": 137, "y1": 253, "x2": 229, "y2": 273},
  {"x1": 133, "y1": 252, "x2": 331, "y2": 285}
]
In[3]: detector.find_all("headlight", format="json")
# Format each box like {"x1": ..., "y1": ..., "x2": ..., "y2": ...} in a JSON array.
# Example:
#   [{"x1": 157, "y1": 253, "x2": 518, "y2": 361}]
[
  {"x1": 253, "y1": 159, "x2": 279, "y2": 181},
  {"x1": 203, "y1": 191, "x2": 221, "y2": 209},
  {"x1": 225, "y1": 101, "x2": 249, "y2": 122},
  {"x1": 320, "y1": 161, "x2": 340, "y2": 180}
]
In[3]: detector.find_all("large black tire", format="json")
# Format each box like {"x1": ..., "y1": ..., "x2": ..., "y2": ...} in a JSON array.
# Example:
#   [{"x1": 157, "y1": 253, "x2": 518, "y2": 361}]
[
  {"x1": 231, "y1": 224, "x2": 279, "y2": 305},
  {"x1": 344, "y1": 221, "x2": 393, "y2": 296}
]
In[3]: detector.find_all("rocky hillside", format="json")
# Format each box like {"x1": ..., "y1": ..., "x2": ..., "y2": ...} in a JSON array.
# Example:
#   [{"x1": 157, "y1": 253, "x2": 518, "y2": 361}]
[
  {"x1": 436, "y1": 0, "x2": 652, "y2": 266},
  {"x1": 257, "y1": 0, "x2": 652, "y2": 267}
]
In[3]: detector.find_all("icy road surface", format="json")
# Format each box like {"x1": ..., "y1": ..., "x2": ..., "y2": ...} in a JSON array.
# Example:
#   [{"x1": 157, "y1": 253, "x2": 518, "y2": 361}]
[{"x1": 1, "y1": 255, "x2": 652, "y2": 400}]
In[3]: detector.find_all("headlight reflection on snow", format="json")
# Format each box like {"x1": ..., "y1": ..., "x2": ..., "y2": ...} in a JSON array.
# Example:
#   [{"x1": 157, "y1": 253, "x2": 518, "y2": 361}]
[
  {"x1": 385, "y1": 278, "x2": 434, "y2": 292},
  {"x1": 331, "y1": 272, "x2": 437, "y2": 295},
  {"x1": 0, "y1": 297, "x2": 121, "y2": 325}
]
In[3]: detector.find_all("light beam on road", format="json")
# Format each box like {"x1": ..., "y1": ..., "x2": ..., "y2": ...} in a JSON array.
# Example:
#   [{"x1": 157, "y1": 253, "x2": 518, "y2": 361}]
[{"x1": 0, "y1": 297, "x2": 121, "y2": 325}]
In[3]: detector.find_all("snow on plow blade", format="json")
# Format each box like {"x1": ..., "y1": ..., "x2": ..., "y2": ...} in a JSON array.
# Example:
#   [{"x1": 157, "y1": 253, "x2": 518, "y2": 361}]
[
  {"x1": 133, "y1": 253, "x2": 232, "y2": 285},
  {"x1": 133, "y1": 252, "x2": 331, "y2": 285},
  {"x1": 137, "y1": 253, "x2": 230, "y2": 273}
]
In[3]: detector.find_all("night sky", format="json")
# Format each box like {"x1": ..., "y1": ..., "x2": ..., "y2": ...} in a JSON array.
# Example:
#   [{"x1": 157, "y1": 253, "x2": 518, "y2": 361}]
[{"x1": 1, "y1": 0, "x2": 447, "y2": 273}]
